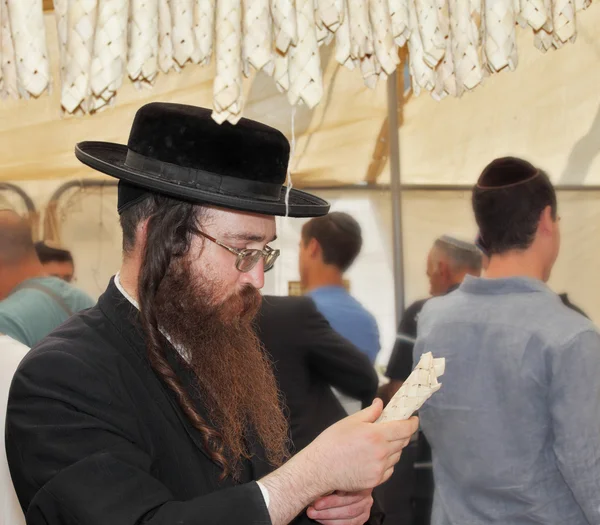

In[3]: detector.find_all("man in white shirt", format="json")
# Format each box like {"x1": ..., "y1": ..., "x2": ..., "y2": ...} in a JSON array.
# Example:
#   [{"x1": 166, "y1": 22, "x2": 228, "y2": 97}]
[{"x1": 0, "y1": 334, "x2": 27, "y2": 525}]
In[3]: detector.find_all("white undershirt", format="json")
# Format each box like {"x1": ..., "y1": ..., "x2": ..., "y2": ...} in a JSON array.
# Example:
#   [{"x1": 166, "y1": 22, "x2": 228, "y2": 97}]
[{"x1": 113, "y1": 273, "x2": 270, "y2": 508}]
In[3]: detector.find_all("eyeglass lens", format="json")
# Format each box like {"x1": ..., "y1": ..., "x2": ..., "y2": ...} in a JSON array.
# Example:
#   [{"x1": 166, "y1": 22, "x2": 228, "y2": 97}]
[{"x1": 236, "y1": 250, "x2": 279, "y2": 273}]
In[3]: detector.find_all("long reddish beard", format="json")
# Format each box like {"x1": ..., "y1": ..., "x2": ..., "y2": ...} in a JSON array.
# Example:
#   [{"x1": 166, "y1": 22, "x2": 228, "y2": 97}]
[{"x1": 153, "y1": 259, "x2": 290, "y2": 475}]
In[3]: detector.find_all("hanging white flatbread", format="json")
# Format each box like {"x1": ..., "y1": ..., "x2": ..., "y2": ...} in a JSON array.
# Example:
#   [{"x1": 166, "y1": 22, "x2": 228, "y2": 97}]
[
  {"x1": 191, "y1": 0, "x2": 214, "y2": 65},
  {"x1": 415, "y1": 0, "x2": 447, "y2": 68},
  {"x1": 287, "y1": 0, "x2": 323, "y2": 108},
  {"x1": 520, "y1": 0, "x2": 547, "y2": 30},
  {"x1": 0, "y1": 0, "x2": 18, "y2": 98},
  {"x1": 388, "y1": 0, "x2": 410, "y2": 46},
  {"x1": 170, "y1": 0, "x2": 195, "y2": 67},
  {"x1": 348, "y1": 0, "x2": 374, "y2": 59},
  {"x1": 552, "y1": 0, "x2": 576, "y2": 43},
  {"x1": 90, "y1": 0, "x2": 128, "y2": 109},
  {"x1": 7, "y1": 0, "x2": 50, "y2": 98},
  {"x1": 128, "y1": 0, "x2": 159, "y2": 85},
  {"x1": 271, "y1": 0, "x2": 298, "y2": 53},
  {"x1": 242, "y1": 0, "x2": 273, "y2": 76},
  {"x1": 432, "y1": 26, "x2": 456, "y2": 100},
  {"x1": 377, "y1": 352, "x2": 445, "y2": 423},
  {"x1": 53, "y1": 0, "x2": 69, "y2": 86},
  {"x1": 335, "y1": 0, "x2": 355, "y2": 69},
  {"x1": 449, "y1": 0, "x2": 484, "y2": 94},
  {"x1": 316, "y1": 22, "x2": 334, "y2": 46},
  {"x1": 61, "y1": 0, "x2": 98, "y2": 113},
  {"x1": 316, "y1": 0, "x2": 345, "y2": 31},
  {"x1": 158, "y1": 0, "x2": 176, "y2": 73},
  {"x1": 370, "y1": 0, "x2": 400, "y2": 75},
  {"x1": 484, "y1": 0, "x2": 518, "y2": 72},
  {"x1": 533, "y1": 0, "x2": 553, "y2": 51},
  {"x1": 213, "y1": 0, "x2": 243, "y2": 124},
  {"x1": 407, "y1": 0, "x2": 435, "y2": 95},
  {"x1": 360, "y1": 54, "x2": 379, "y2": 88},
  {"x1": 273, "y1": 49, "x2": 289, "y2": 92}
]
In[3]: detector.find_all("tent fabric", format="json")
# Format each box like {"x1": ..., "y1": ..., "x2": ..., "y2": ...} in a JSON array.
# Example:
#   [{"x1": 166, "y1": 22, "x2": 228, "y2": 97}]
[
  {"x1": 1, "y1": 0, "x2": 589, "y2": 119},
  {"x1": 2, "y1": 3, "x2": 600, "y2": 187},
  {"x1": 392, "y1": 1, "x2": 600, "y2": 187},
  {"x1": 1, "y1": 183, "x2": 597, "y2": 367}
]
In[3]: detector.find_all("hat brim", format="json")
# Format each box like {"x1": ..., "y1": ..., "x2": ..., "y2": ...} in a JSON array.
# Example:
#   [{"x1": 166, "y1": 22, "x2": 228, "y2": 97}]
[{"x1": 75, "y1": 142, "x2": 330, "y2": 218}]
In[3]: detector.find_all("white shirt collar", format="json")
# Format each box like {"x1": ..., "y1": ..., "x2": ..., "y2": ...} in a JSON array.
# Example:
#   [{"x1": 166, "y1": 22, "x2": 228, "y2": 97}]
[
  {"x1": 114, "y1": 272, "x2": 140, "y2": 310},
  {"x1": 114, "y1": 272, "x2": 190, "y2": 362}
]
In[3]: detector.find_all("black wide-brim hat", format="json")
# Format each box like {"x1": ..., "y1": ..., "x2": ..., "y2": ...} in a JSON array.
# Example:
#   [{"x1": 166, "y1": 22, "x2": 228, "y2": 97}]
[{"x1": 75, "y1": 102, "x2": 330, "y2": 217}]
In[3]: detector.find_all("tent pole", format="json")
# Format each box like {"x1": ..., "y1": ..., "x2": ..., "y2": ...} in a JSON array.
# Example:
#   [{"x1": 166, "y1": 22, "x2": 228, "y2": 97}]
[{"x1": 387, "y1": 70, "x2": 405, "y2": 325}]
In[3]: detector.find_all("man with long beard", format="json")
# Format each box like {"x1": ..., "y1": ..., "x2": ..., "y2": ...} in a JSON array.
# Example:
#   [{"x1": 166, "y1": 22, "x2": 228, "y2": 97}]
[{"x1": 6, "y1": 103, "x2": 418, "y2": 525}]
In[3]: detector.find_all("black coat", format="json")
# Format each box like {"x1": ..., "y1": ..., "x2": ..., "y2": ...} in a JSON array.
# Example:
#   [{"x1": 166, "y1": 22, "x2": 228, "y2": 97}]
[
  {"x1": 6, "y1": 280, "x2": 315, "y2": 525},
  {"x1": 257, "y1": 295, "x2": 379, "y2": 453}
]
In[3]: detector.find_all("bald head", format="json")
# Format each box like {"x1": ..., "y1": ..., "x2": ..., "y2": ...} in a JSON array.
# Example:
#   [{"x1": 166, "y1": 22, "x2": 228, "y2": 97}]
[
  {"x1": 0, "y1": 210, "x2": 36, "y2": 265},
  {"x1": 427, "y1": 235, "x2": 482, "y2": 296}
]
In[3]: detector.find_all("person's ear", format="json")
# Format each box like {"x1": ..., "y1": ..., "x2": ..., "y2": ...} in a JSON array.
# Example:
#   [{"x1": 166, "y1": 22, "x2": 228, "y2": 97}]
[
  {"x1": 538, "y1": 205, "x2": 555, "y2": 236},
  {"x1": 438, "y1": 260, "x2": 451, "y2": 280},
  {"x1": 308, "y1": 238, "x2": 321, "y2": 259}
]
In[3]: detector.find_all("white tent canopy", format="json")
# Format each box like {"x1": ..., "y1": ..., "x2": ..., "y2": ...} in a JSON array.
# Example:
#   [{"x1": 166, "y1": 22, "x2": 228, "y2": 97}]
[{"x1": 1, "y1": 3, "x2": 599, "y2": 365}]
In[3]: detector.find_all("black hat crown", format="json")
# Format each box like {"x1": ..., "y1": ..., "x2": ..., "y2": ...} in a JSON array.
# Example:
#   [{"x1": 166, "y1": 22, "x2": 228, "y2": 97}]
[{"x1": 75, "y1": 102, "x2": 329, "y2": 218}]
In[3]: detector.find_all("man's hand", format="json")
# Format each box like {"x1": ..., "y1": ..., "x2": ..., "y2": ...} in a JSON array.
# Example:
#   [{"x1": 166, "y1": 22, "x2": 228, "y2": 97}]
[
  {"x1": 259, "y1": 399, "x2": 418, "y2": 525},
  {"x1": 307, "y1": 490, "x2": 373, "y2": 525},
  {"x1": 303, "y1": 398, "x2": 419, "y2": 493}
]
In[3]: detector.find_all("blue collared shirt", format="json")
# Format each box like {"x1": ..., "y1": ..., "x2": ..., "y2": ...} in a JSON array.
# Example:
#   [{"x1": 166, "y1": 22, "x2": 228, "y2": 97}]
[
  {"x1": 415, "y1": 275, "x2": 600, "y2": 525},
  {"x1": 307, "y1": 286, "x2": 380, "y2": 364}
]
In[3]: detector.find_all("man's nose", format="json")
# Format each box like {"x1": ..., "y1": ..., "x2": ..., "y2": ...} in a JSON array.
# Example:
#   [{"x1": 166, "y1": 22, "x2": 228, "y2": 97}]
[{"x1": 240, "y1": 258, "x2": 265, "y2": 290}]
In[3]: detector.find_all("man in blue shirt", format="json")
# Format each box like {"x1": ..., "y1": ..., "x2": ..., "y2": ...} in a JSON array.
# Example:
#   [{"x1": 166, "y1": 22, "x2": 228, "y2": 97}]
[
  {"x1": 299, "y1": 212, "x2": 380, "y2": 365},
  {"x1": 415, "y1": 157, "x2": 600, "y2": 525},
  {"x1": 0, "y1": 210, "x2": 95, "y2": 347}
]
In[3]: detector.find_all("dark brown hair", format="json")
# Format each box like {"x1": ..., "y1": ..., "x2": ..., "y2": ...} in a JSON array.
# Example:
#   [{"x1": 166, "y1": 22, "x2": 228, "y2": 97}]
[
  {"x1": 35, "y1": 241, "x2": 74, "y2": 265},
  {"x1": 301, "y1": 211, "x2": 362, "y2": 271},
  {"x1": 119, "y1": 195, "x2": 230, "y2": 475},
  {"x1": 472, "y1": 157, "x2": 557, "y2": 255}
]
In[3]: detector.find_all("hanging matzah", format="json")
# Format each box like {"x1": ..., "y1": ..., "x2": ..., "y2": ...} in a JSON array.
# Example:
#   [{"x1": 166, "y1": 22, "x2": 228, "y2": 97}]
[
  {"x1": 242, "y1": 0, "x2": 274, "y2": 76},
  {"x1": 170, "y1": 0, "x2": 195, "y2": 67},
  {"x1": 370, "y1": 0, "x2": 400, "y2": 75},
  {"x1": 0, "y1": 0, "x2": 18, "y2": 98},
  {"x1": 128, "y1": 0, "x2": 159, "y2": 85},
  {"x1": 213, "y1": 0, "x2": 243, "y2": 124},
  {"x1": 484, "y1": 0, "x2": 518, "y2": 72},
  {"x1": 287, "y1": 0, "x2": 323, "y2": 108},
  {"x1": 90, "y1": 0, "x2": 128, "y2": 109},
  {"x1": 6, "y1": 0, "x2": 50, "y2": 98},
  {"x1": 449, "y1": 0, "x2": 484, "y2": 93},
  {"x1": 191, "y1": 0, "x2": 214, "y2": 65},
  {"x1": 61, "y1": 0, "x2": 98, "y2": 112},
  {"x1": 388, "y1": 0, "x2": 411, "y2": 46},
  {"x1": 348, "y1": 0, "x2": 374, "y2": 58},
  {"x1": 316, "y1": 0, "x2": 345, "y2": 31},
  {"x1": 158, "y1": 0, "x2": 176, "y2": 73},
  {"x1": 271, "y1": 0, "x2": 298, "y2": 52}
]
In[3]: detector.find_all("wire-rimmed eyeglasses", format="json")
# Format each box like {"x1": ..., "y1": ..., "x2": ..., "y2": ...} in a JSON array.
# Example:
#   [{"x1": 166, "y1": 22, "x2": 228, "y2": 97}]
[{"x1": 198, "y1": 231, "x2": 280, "y2": 273}]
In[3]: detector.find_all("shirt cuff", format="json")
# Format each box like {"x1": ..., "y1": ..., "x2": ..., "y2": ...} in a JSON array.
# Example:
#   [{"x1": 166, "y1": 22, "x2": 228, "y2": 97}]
[{"x1": 256, "y1": 481, "x2": 270, "y2": 509}]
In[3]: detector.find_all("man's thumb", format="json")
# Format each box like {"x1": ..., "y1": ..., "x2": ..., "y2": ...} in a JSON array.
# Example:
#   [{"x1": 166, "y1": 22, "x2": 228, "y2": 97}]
[{"x1": 353, "y1": 398, "x2": 384, "y2": 423}]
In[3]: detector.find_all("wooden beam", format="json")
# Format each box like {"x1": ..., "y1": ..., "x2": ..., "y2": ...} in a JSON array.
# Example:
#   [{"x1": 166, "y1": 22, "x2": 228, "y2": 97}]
[
  {"x1": 364, "y1": 64, "x2": 407, "y2": 184},
  {"x1": 43, "y1": 0, "x2": 53, "y2": 11}
]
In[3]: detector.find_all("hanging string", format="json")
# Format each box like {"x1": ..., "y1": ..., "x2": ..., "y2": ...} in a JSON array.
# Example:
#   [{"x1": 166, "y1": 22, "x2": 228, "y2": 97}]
[{"x1": 284, "y1": 105, "x2": 297, "y2": 217}]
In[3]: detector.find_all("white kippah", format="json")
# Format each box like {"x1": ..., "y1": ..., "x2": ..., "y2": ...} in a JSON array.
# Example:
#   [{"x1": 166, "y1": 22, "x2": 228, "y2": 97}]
[{"x1": 436, "y1": 235, "x2": 479, "y2": 253}]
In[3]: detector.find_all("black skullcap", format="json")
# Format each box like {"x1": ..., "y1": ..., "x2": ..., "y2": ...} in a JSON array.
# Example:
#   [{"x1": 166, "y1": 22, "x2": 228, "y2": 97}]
[
  {"x1": 117, "y1": 181, "x2": 154, "y2": 215},
  {"x1": 477, "y1": 157, "x2": 540, "y2": 189}
]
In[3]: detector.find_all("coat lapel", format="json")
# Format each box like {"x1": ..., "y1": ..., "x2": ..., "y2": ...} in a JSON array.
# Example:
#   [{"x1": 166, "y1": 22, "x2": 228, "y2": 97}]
[{"x1": 98, "y1": 279, "x2": 225, "y2": 471}]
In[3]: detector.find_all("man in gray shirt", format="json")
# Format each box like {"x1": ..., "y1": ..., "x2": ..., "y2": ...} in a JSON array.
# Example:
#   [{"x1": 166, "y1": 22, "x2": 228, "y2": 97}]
[{"x1": 415, "y1": 157, "x2": 600, "y2": 525}]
